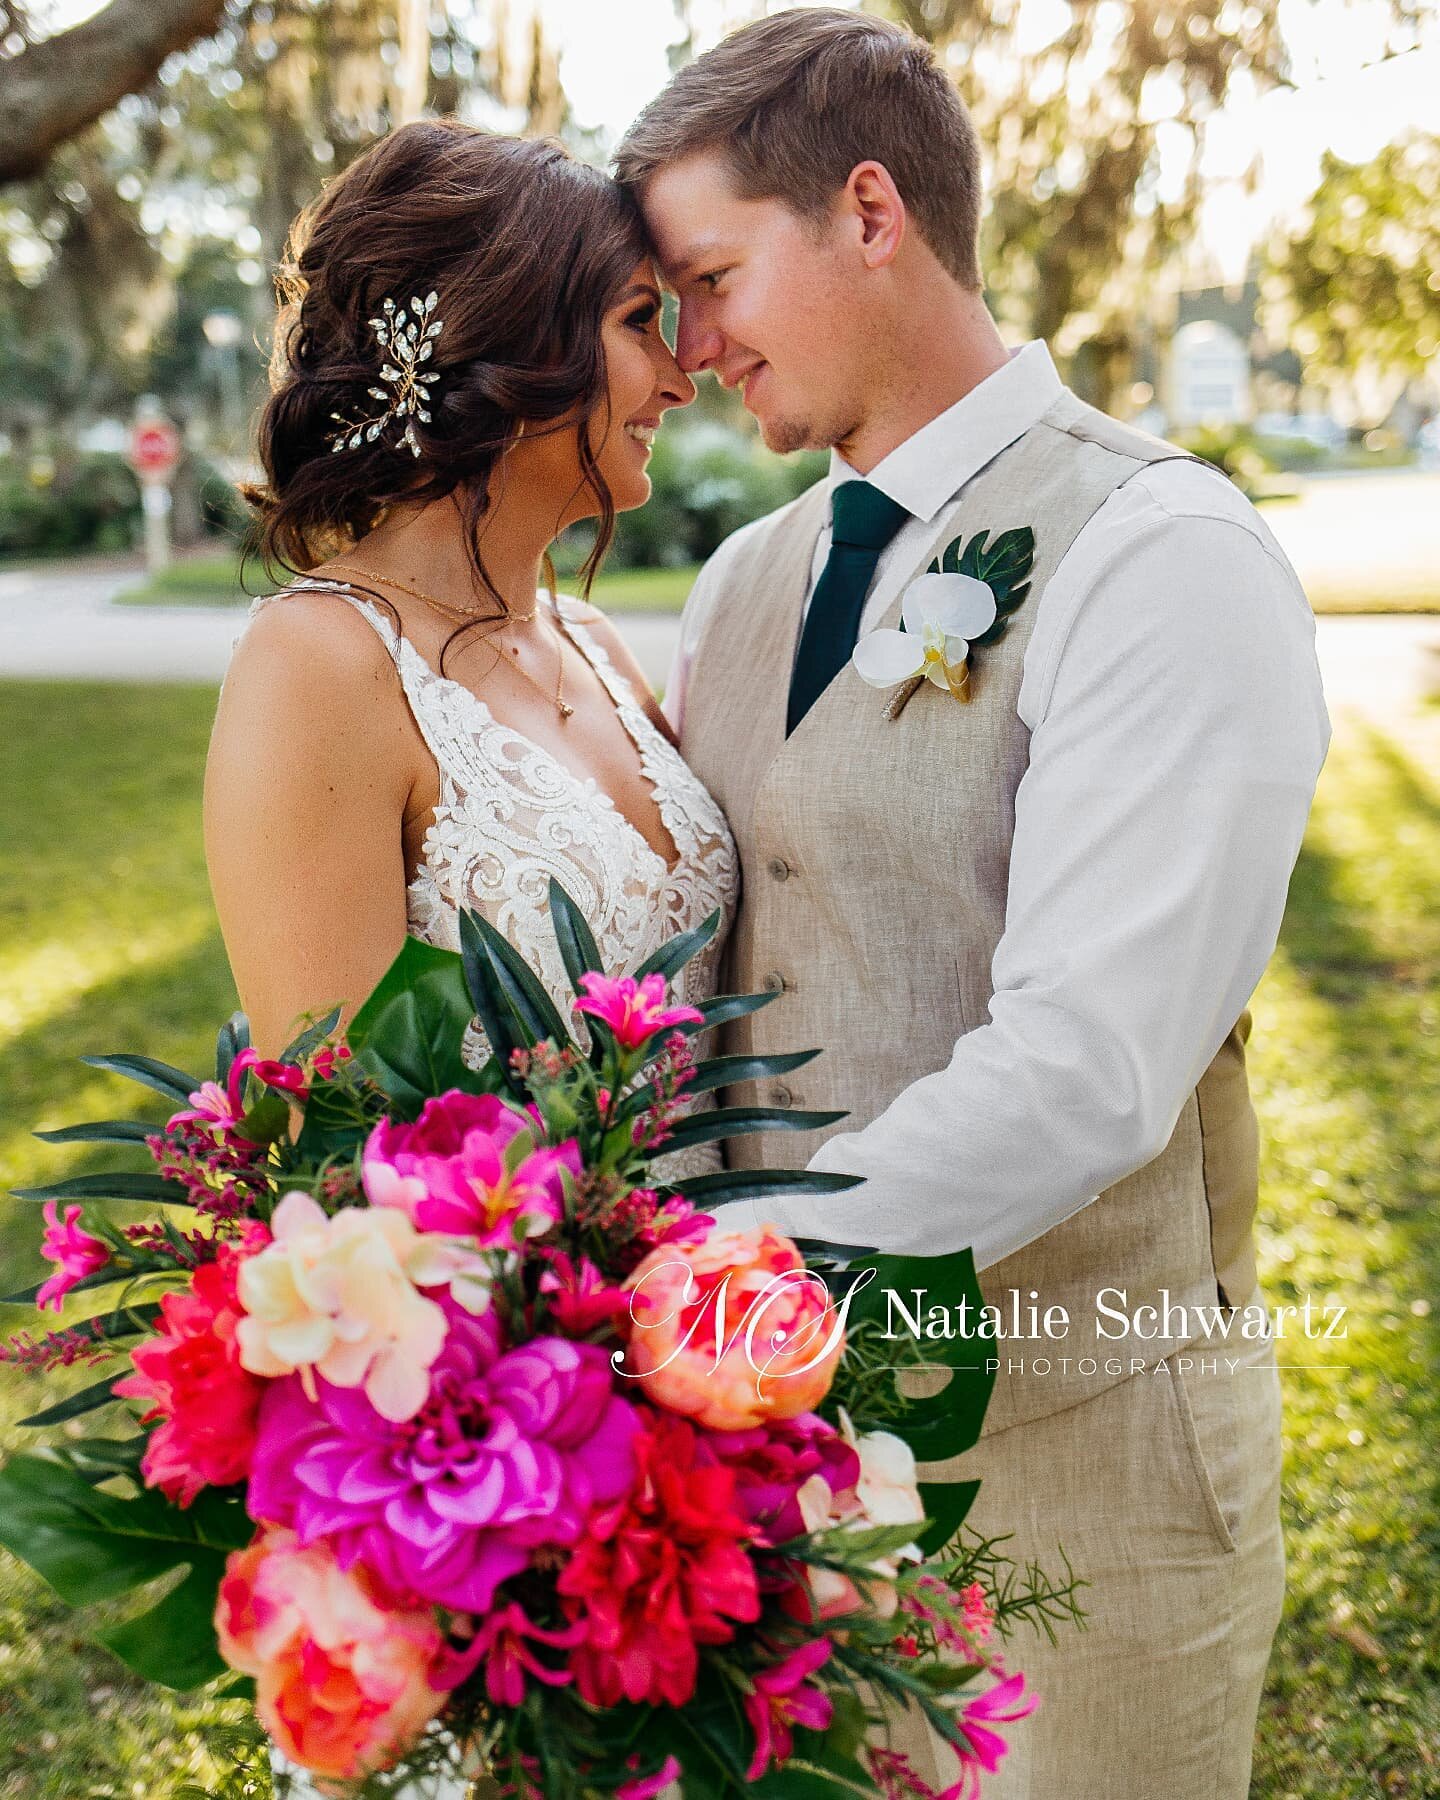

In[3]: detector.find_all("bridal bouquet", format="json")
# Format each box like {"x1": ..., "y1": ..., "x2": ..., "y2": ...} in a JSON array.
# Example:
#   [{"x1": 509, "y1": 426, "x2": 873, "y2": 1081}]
[{"x1": 0, "y1": 883, "x2": 1075, "y2": 1800}]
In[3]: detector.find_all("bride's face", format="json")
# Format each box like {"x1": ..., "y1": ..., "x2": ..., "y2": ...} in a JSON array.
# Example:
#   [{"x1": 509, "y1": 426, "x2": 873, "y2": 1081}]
[{"x1": 547, "y1": 260, "x2": 694, "y2": 524}]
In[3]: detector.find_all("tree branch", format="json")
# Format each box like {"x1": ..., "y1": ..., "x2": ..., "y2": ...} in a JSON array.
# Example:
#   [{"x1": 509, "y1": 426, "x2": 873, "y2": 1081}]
[{"x1": 0, "y1": 0, "x2": 231, "y2": 185}]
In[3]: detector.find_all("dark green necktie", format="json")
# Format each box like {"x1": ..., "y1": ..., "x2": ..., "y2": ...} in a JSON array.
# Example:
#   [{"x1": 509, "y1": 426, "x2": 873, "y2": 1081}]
[{"x1": 786, "y1": 479, "x2": 910, "y2": 735}]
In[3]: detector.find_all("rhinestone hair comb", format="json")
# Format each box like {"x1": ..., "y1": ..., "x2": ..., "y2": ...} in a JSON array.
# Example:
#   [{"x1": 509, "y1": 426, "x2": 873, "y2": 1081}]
[{"x1": 327, "y1": 291, "x2": 443, "y2": 458}]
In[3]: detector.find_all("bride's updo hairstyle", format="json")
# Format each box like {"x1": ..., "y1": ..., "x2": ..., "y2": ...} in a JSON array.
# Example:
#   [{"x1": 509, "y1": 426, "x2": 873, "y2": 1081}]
[{"x1": 248, "y1": 120, "x2": 650, "y2": 602}]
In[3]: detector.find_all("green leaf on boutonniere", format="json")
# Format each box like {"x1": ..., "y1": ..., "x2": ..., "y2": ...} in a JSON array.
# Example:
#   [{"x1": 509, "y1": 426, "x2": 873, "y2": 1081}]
[{"x1": 927, "y1": 524, "x2": 1035, "y2": 648}]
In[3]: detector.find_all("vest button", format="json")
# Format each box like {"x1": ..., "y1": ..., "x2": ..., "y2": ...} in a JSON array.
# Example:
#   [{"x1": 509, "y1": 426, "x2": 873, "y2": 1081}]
[
  {"x1": 771, "y1": 1084, "x2": 794, "y2": 1109},
  {"x1": 762, "y1": 971, "x2": 787, "y2": 995},
  {"x1": 767, "y1": 857, "x2": 792, "y2": 882}
]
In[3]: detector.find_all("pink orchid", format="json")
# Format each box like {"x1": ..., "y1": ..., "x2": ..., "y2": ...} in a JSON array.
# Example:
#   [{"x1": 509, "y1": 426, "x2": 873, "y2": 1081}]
[
  {"x1": 618, "y1": 1753, "x2": 683, "y2": 1799},
  {"x1": 450, "y1": 1602, "x2": 586, "y2": 1706},
  {"x1": 573, "y1": 971, "x2": 703, "y2": 1050},
  {"x1": 743, "y1": 1639, "x2": 834, "y2": 1780},
  {"x1": 942, "y1": 1671, "x2": 1039, "y2": 1799},
  {"x1": 363, "y1": 1090, "x2": 577, "y2": 1251},
  {"x1": 36, "y1": 1203, "x2": 109, "y2": 1312},
  {"x1": 167, "y1": 1047, "x2": 308, "y2": 1137}
]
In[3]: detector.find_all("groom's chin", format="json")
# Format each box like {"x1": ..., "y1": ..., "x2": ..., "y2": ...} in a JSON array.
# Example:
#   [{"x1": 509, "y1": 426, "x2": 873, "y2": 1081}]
[{"x1": 756, "y1": 413, "x2": 815, "y2": 457}]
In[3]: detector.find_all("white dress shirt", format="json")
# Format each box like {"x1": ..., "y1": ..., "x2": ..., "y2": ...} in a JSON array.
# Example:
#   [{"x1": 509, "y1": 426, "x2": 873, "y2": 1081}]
[{"x1": 664, "y1": 343, "x2": 1332, "y2": 1268}]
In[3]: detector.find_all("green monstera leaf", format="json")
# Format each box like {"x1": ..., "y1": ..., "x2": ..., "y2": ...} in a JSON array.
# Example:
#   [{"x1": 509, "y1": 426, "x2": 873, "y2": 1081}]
[{"x1": 0, "y1": 1452, "x2": 253, "y2": 1690}]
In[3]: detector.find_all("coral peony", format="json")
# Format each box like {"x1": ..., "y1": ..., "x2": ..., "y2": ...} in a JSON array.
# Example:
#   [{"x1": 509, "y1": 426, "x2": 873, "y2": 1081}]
[
  {"x1": 743, "y1": 1639, "x2": 834, "y2": 1780},
  {"x1": 36, "y1": 1203, "x2": 109, "y2": 1312},
  {"x1": 557, "y1": 1408, "x2": 760, "y2": 1709},
  {"x1": 114, "y1": 1230, "x2": 269, "y2": 1506},
  {"x1": 572, "y1": 971, "x2": 703, "y2": 1049},
  {"x1": 234, "y1": 1191, "x2": 491, "y2": 1422},
  {"x1": 215, "y1": 1525, "x2": 449, "y2": 1784},
  {"x1": 619, "y1": 1226, "x2": 844, "y2": 1430},
  {"x1": 247, "y1": 1299, "x2": 640, "y2": 1615},
  {"x1": 363, "y1": 1090, "x2": 577, "y2": 1250}
]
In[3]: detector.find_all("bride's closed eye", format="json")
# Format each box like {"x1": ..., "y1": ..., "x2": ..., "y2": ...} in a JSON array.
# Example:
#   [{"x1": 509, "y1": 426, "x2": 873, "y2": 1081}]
[{"x1": 625, "y1": 302, "x2": 660, "y2": 332}]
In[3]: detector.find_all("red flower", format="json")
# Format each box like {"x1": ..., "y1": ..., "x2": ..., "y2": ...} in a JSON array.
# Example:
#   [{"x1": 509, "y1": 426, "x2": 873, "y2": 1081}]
[
  {"x1": 556, "y1": 1409, "x2": 760, "y2": 1707},
  {"x1": 573, "y1": 972, "x2": 703, "y2": 1049},
  {"x1": 114, "y1": 1227, "x2": 269, "y2": 1506}
]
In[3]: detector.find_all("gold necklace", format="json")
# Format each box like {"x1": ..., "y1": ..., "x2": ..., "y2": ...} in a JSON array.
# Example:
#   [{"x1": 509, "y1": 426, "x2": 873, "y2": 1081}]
[
  {"x1": 326, "y1": 561, "x2": 539, "y2": 625},
  {"x1": 326, "y1": 561, "x2": 573, "y2": 719}
]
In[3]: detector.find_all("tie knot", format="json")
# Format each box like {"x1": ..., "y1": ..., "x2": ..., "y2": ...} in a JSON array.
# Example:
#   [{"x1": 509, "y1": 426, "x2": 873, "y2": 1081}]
[{"x1": 830, "y1": 479, "x2": 909, "y2": 551}]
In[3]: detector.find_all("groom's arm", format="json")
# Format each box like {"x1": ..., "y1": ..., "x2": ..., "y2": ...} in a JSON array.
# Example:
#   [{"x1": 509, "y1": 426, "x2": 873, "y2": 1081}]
[{"x1": 708, "y1": 467, "x2": 1332, "y2": 1268}]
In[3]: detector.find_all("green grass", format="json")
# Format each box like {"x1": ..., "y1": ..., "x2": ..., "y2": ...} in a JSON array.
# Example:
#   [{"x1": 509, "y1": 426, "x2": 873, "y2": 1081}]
[
  {"x1": 0, "y1": 683, "x2": 1436, "y2": 1795},
  {"x1": 116, "y1": 553, "x2": 700, "y2": 614}
]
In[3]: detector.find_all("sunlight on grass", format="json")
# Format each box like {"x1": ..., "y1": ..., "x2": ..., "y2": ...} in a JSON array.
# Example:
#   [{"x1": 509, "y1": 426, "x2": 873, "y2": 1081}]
[{"x1": 0, "y1": 683, "x2": 1435, "y2": 1796}]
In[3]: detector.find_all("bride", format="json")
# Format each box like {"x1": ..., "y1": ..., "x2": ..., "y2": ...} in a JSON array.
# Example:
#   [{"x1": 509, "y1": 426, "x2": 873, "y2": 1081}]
[{"x1": 204, "y1": 119, "x2": 737, "y2": 1795}]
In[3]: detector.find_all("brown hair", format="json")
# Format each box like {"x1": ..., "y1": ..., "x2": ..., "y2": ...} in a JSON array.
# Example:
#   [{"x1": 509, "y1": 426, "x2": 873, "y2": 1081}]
[
  {"x1": 614, "y1": 8, "x2": 983, "y2": 290},
  {"x1": 247, "y1": 119, "x2": 649, "y2": 614}
]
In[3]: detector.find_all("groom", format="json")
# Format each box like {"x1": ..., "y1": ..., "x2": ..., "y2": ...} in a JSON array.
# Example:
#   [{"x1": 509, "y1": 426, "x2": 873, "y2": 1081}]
[{"x1": 616, "y1": 10, "x2": 1330, "y2": 1797}]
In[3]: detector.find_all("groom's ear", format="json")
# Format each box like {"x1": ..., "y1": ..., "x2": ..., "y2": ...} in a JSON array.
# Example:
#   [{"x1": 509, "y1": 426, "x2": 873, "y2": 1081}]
[{"x1": 842, "y1": 160, "x2": 907, "y2": 271}]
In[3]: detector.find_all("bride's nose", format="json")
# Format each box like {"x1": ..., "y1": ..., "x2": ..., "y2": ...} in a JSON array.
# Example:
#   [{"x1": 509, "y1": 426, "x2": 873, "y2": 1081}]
[{"x1": 656, "y1": 350, "x2": 696, "y2": 412}]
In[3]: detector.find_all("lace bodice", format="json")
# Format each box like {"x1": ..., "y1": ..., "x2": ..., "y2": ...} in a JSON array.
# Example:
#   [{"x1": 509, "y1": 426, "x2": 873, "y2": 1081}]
[{"x1": 248, "y1": 580, "x2": 739, "y2": 1180}]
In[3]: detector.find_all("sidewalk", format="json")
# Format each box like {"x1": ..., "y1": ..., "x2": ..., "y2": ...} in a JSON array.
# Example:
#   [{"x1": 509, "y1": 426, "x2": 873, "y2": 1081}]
[{"x1": 1, "y1": 558, "x2": 1437, "y2": 716}]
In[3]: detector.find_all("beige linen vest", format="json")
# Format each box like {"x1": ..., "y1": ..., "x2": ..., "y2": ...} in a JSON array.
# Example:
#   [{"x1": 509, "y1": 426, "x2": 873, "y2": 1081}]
[{"x1": 681, "y1": 390, "x2": 1264, "y2": 1439}]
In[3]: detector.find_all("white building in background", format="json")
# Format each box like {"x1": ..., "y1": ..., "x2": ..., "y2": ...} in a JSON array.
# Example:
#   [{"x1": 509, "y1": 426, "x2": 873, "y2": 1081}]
[{"x1": 1169, "y1": 320, "x2": 1253, "y2": 428}]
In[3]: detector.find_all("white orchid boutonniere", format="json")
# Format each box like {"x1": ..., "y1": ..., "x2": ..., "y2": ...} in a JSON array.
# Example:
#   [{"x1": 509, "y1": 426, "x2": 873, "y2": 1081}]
[{"x1": 852, "y1": 525, "x2": 1036, "y2": 719}]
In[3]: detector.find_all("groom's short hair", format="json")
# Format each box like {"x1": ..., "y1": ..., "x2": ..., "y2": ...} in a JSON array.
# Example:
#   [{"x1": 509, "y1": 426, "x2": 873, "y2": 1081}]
[{"x1": 615, "y1": 8, "x2": 983, "y2": 291}]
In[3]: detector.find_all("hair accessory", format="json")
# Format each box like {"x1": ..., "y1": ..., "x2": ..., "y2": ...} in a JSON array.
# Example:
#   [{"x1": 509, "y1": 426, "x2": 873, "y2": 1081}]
[{"x1": 327, "y1": 291, "x2": 443, "y2": 458}]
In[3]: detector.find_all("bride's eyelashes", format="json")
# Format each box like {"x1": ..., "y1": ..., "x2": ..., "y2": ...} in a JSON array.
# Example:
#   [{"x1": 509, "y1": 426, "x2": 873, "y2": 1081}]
[{"x1": 625, "y1": 302, "x2": 660, "y2": 331}]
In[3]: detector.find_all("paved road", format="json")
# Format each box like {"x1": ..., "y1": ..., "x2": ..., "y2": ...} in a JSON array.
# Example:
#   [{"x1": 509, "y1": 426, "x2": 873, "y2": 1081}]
[{"x1": 1, "y1": 560, "x2": 1437, "y2": 718}]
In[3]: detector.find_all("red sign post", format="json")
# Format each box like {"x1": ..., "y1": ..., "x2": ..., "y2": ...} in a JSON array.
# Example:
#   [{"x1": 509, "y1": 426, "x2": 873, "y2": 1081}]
[{"x1": 126, "y1": 413, "x2": 181, "y2": 573}]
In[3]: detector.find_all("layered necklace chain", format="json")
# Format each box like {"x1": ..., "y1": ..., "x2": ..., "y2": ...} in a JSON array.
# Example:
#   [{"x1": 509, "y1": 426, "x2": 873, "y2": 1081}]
[{"x1": 326, "y1": 562, "x2": 574, "y2": 720}]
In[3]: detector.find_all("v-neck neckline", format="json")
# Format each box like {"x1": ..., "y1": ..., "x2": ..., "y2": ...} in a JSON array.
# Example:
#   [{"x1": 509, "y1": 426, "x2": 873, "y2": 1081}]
[{"x1": 303, "y1": 579, "x2": 684, "y2": 878}]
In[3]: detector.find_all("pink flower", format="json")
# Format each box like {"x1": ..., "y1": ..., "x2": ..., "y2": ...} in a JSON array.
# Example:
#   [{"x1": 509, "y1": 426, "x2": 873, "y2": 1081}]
[
  {"x1": 573, "y1": 971, "x2": 703, "y2": 1049},
  {"x1": 942, "y1": 1672, "x2": 1039, "y2": 1800},
  {"x1": 708, "y1": 1413, "x2": 860, "y2": 1547},
  {"x1": 744, "y1": 1639, "x2": 834, "y2": 1780},
  {"x1": 536, "y1": 1251, "x2": 631, "y2": 1336},
  {"x1": 619, "y1": 1226, "x2": 845, "y2": 1430},
  {"x1": 449, "y1": 1602, "x2": 586, "y2": 1706},
  {"x1": 215, "y1": 1525, "x2": 450, "y2": 1784},
  {"x1": 247, "y1": 1302, "x2": 642, "y2": 1616},
  {"x1": 363, "y1": 1090, "x2": 578, "y2": 1251},
  {"x1": 168, "y1": 1047, "x2": 307, "y2": 1137},
  {"x1": 310, "y1": 1044, "x2": 353, "y2": 1083},
  {"x1": 36, "y1": 1203, "x2": 109, "y2": 1312},
  {"x1": 618, "y1": 1753, "x2": 683, "y2": 1799},
  {"x1": 114, "y1": 1229, "x2": 269, "y2": 1506}
]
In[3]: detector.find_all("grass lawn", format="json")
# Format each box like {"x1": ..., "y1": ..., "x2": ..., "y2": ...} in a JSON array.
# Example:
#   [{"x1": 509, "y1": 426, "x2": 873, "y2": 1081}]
[
  {"x1": 116, "y1": 553, "x2": 701, "y2": 614},
  {"x1": 0, "y1": 682, "x2": 1437, "y2": 1796}
]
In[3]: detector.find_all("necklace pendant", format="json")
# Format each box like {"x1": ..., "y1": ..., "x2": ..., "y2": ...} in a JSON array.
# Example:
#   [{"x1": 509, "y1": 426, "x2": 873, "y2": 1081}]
[{"x1": 557, "y1": 700, "x2": 575, "y2": 719}]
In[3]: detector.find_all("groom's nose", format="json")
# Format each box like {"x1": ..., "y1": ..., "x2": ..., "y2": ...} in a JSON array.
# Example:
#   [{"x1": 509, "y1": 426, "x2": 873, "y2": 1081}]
[{"x1": 674, "y1": 300, "x2": 724, "y2": 376}]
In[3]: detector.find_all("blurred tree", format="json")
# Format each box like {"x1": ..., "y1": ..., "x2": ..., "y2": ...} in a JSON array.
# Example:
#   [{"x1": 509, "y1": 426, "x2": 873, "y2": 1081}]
[
  {"x1": 876, "y1": 0, "x2": 1302, "y2": 408},
  {"x1": 0, "y1": 1, "x2": 571, "y2": 444},
  {"x1": 0, "y1": 0, "x2": 233, "y2": 183},
  {"x1": 874, "y1": 1, "x2": 1431, "y2": 415},
  {"x1": 1268, "y1": 137, "x2": 1440, "y2": 381}
]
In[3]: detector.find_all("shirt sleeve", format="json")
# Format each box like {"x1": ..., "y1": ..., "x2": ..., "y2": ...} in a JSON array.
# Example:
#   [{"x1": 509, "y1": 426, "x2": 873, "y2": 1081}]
[{"x1": 706, "y1": 499, "x2": 1332, "y2": 1265}]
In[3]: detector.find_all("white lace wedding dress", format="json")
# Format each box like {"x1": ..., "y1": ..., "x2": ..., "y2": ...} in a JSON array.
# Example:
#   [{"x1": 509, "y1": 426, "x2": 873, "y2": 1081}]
[{"x1": 249, "y1": 579, "x2": 739, "y2": 1797}]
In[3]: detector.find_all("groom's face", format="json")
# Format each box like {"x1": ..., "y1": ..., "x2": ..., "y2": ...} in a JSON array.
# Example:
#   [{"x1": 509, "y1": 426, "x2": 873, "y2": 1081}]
[{"x1": 640, "y1": 151, "x2": 865, "y2": 456}]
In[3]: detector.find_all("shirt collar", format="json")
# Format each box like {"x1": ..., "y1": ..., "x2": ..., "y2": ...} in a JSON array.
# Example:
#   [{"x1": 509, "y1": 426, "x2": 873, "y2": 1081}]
[{"x1": 826, "y1": 340, "x2": 1063, "y2": 525}]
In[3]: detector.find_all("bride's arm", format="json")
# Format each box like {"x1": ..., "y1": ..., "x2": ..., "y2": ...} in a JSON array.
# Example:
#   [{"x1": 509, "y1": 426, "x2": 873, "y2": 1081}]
[{"x1": 203, "y1": 594, "x2": 418, "y2": 1059}]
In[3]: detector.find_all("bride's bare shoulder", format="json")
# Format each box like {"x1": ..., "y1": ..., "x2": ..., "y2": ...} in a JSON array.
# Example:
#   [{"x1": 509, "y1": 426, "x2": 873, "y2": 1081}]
[{"x1": 228, "y1": 582, "x2": 398, "y2": 706}]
